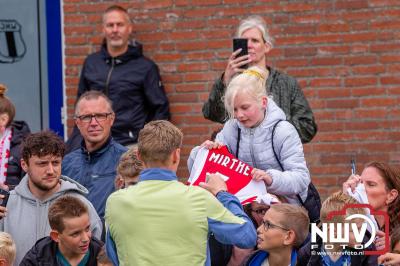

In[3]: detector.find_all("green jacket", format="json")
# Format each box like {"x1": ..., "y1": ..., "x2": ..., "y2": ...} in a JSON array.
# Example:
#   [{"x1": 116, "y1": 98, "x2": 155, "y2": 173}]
[{"x1": 202, "y1": 66, "x2": 318, "y2": 143}]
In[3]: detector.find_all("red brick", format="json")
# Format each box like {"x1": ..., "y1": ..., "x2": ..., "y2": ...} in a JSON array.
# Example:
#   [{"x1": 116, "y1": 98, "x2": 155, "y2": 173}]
[
  {"x1": 311, "y1": 78, "x2": 341, "y2": 87},
  {"x1": 177, "y1": 63, "x2": 210, "y2": 72},
  {"x1": 317, "y1": 46, "x2": 350, "y2": 55},
  {"x1": 361, "y1": 97, "x2": 397, "y2": 107},
  {"x1": 153, "y1": 53, "x2": 183, "y2": 62},
  {"x1": 142, "y1": 0, "x2": 173, "y2": 9},
  {"x1": 352, "y1": 65, "x2": 385, "y2": 75},
  {"x1": 310, "y1": 57, "x2": 342, "y2": 66},
  {"x1": 381, "y1": 76, "x2": 400, "y2": 85},
  {"x1": 371, "y1": 20, "x2": 400, "y2": 30},
  {"x1": 344, "y1": 55, "x2": 377, "y2": 65},
  {"x1": 351, "y1": 87, "x2": 385, "y2": 97},
  {"x1": 282, "y1": 2, "x2": 315, "y2": 12},
  {"x1": 335, "y1": 0, "x2": 368, "y2": 9},
  {"x1": 175, "y1": 83, "x2": 207, "y2": 93},
  {"x1": 380, "y1": 55, "x2": 400, "y2": 63},
  {"x1": 318, "y1": 23, "x2": 350, "y2": 33},
  {"x1": 325, "y1": 99, "x2": 359, "y2": 109},
  {"x1": 292, "y1": 14, "x2": 322, "y2": 24},
  {"x1": 284, "y1": 47, "x2": 317, "y2": 57},
  {"x1": 345, "y1": 77, "x2": 377, "y2": 87}
]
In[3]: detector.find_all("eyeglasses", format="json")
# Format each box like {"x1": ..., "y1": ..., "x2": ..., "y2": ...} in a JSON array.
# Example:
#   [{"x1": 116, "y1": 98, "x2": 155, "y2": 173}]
[
  {"x1": 75, "y1": 113, "x2": 113, "y2": 123},
  {"x1": 262, "y1": 220, "x2": 290, "y2": 231},
  {"x1": 251, "y1": 208, "x2": 269, "y2": 215}
]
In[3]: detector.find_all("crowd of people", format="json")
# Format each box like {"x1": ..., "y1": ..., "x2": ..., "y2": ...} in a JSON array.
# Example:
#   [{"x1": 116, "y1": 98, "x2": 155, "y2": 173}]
[{"x1": 1, "y1": 4, "x2": 400, "y2": 266}]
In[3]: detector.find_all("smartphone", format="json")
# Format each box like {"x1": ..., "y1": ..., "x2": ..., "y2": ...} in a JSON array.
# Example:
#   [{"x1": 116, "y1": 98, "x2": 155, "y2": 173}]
[
  {"x1": 0, "y1": 188, "x2": 9, "y2": 207},
  {"x1": 233, "y1": 38, "x2": 248, "y2": 68}
]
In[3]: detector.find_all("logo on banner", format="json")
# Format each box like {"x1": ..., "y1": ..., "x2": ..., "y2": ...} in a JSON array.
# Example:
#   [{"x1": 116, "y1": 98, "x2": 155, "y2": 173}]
[
  {"x1": 310, "y1": 204, "x2": 389, "y2": 256},
  {"x1": 0, "y1": 20, "x2": 26, "y2": 63}
]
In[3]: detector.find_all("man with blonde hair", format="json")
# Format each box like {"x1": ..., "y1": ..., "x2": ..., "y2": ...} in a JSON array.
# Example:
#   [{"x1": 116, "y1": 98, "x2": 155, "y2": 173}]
[
  {"x1": 105, "y1": 120, "x2": 256, "y2": 265},
  {"x1": 0, "y1": 232, "x2": 16, "y2": 266}
]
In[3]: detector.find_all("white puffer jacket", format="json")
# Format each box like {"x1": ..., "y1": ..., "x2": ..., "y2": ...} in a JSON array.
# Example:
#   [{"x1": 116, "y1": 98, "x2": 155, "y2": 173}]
[{"x1": 189, "y1": 98, "x2": 310, "y2": 204}]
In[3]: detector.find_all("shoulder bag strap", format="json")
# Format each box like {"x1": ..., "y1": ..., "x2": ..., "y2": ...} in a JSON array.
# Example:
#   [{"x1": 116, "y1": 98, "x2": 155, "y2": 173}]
[
  {"x1": 271, "y1": 120, "x2": 305, "y2": 206},
  {"x1": 236, "y1": 127, "x2": 241, "y2": 158}
]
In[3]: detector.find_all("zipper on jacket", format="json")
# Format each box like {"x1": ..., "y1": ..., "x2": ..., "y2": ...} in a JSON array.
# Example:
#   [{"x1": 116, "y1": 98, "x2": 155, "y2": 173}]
[
  {"x1": 105, "y1": 58, "x2": 115, "y2": 96},
  {"x1": 249, "y1": 129, "x2": 258, "y2": 169}
]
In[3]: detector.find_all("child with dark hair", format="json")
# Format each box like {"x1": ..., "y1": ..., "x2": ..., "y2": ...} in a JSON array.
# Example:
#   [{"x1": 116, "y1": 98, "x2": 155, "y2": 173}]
[
  {"x1": 20, "y1": 196, "x2": 103, "y2": 265},
  {"x1": 0, "y1": 84, "x2": 30, "y2": 189}
]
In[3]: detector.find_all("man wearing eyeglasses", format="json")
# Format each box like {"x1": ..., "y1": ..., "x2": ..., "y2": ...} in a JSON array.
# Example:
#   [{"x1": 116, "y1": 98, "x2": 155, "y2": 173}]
[
  {"x1": 62, "y1": 91, "x2": 127, "y2": 221},
  {"x1": 66, "y1": 5, "x2": 170, "y2": 153}
]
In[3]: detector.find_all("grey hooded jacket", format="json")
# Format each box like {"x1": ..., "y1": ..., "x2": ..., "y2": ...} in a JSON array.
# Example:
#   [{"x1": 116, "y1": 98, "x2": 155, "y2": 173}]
[
  {"x1": 202, "y1": 66, "x2": 317, "y2": 143},
  {"x1": 190, "y1": 99, "x2": 310, "y2": 204},
  {"x1": 0, "y1": 175, "x2": 102, "y2": 265}
]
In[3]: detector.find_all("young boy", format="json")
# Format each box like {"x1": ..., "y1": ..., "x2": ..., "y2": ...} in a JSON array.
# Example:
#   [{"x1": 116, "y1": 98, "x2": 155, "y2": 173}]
[
  {"x1": 245, "y1": 203, "x2": 310, "y2": 266},
  {"x1": 0, "y1": 232, "x2": 16, "y2": 266},
  {"x1": 20, "y1": 196, "x2": 103, "y2": 265},
  {"x1": 305, "y1": 191, "x2": 377, "y2": 265},
  {"x1": 114, "y1": 147, "x2": 143, "y2": 190}
]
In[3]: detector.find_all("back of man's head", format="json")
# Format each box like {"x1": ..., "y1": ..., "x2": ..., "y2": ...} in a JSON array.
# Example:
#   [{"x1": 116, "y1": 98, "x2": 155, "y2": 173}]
[
  {"x1": 0, "y1": 232, "x2": 16, "y2": 266},
  {"x1": 138, "y1": 120, "x2": 182, "y2": 165},
  {"x1": 320, "y1": 191, "x2": 366, "y2": 225},
  {"x1": 48, "y1": 195, "x2": 89, "y2": 233},
  {"x1": 21, "y1": 130, "x2": 65, "y2": 163},
  {"x1": 269, "y1": 204, "x2": 310, "y2": 249}
]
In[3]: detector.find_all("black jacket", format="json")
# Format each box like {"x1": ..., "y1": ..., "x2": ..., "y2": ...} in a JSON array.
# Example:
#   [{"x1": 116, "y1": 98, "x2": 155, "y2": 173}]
[
  {"x1": 203, "y1": 66, "x2": 317, "y2": 143},
  {"x1": 20, "y1": 236, "x2": 103, "y2": 266},
  {"x1": 76, "y1": 41, "x2": 170, "y2": 146},
  {"x1": 6, "y1": 120, "x2": 30, "y2": 190}
]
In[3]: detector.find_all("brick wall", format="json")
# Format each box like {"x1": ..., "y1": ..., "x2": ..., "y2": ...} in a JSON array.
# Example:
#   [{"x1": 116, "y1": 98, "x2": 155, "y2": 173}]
[{"x1": 63, "y1": 0, "x2": 400, "y2": 199}]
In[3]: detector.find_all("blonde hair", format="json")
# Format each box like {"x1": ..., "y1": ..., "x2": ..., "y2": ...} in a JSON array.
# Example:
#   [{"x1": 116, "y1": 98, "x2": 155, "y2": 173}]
[
  {"x1": 138, "y1": 120, "x2": 183, "y2": 164},
  {"x1": 320, "y1": 191, "x2": 366, "y2": 224},
  {"x1": 0, "y1": 232, "x2": 16, "y2": 265},
  {"x1": 117, "y1": 147, "x2": 144, "y2": 178},
  {"x1": 270, "y1": 204, "x2": 310, "y2": 249},
  {"x1": 236, "y1": 15, "x2": 273, "y2": 48},
  {"x1": 224, "y1": 66, "x2": 267, "y2": 119}
]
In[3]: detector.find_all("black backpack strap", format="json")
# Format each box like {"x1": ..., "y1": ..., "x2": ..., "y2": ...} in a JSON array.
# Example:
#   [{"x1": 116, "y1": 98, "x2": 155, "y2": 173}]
[
  {"x1": 271, "y1": 120, "x2": 284, "y2": 171},
  {"x1": 271, "y1": 120, "x2": 305, "y2": 206},
  {"x1": 236, "y1": 127, "x2": 241, "y2": 158}
]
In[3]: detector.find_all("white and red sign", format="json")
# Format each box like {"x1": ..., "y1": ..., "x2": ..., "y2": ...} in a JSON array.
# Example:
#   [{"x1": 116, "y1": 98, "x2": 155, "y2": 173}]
[{"x1": 188, "y1": 146, "x2": 267, "y2": 204}]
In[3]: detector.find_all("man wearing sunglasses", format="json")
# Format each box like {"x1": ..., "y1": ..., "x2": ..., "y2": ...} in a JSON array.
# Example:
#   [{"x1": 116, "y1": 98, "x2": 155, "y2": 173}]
[{"x1": 62, "y1": 91, "x2": 127, "y2": 221}]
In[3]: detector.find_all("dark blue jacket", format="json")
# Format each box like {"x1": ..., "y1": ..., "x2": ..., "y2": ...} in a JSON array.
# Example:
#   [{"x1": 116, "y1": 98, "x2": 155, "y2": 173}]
[
  {"x1": 62, "y1": 137, "x2": 127, "y2": 218},
  {"x1": 20, "y1": 236, "x2": 103, "y2": 266},
  {"x1": 77, "y1": 41, "x2": 170, "y2": 146},
  {"x1": 245, "y1": 249, "x2": 297, "y2": 266}
]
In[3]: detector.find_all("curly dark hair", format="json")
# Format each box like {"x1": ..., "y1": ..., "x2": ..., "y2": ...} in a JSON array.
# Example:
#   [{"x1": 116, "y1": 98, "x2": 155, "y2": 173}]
[
  {"x1": 365, "y1": 161, "x2": 400, "y2": 233},
  {"x1": 21, "y1": 130, "x2": 65, "y2": 163}
]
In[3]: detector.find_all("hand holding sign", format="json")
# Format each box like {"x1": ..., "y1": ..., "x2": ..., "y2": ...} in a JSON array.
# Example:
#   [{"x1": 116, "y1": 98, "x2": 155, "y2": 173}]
[{"x1": 189, "y1": 146, "x2": 267, "y2": 204}]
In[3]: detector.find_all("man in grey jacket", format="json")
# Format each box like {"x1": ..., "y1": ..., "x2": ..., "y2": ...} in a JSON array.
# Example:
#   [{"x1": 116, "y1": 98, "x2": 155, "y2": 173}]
[{"x1": 0, "y1": 131, "x2": 102, "y2": 265}]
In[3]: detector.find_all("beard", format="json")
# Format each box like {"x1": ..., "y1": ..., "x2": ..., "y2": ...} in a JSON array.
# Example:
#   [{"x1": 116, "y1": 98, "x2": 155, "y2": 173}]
[{"x1": 29, "y1": 175, "x2": 60, "y2": 192}]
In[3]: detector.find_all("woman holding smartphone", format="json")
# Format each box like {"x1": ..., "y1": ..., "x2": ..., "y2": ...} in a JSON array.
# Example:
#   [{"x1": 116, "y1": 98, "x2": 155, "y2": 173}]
[{"x1": 202, "y1": 15, "x2": 317, "y2": 144}]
